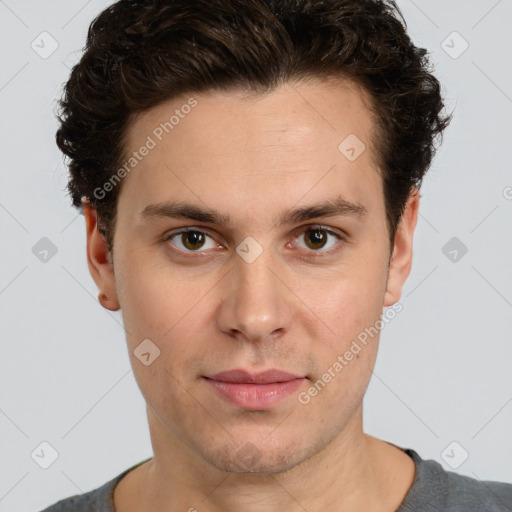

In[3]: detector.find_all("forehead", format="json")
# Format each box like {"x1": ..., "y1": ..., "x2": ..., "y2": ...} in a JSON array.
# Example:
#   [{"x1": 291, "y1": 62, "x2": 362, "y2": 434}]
[
  {"x1": 123, "y1": 76, "x2": 377, "y2": 160},
  {"x1": 117, "y1": 77, "x2": 384, "y2": 228}
]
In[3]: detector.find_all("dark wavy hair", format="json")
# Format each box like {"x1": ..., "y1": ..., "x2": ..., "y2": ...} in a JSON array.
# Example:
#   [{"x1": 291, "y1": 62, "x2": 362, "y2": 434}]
[{"x1": 56, "y1": 0, "x2": 452, "y2": 253}]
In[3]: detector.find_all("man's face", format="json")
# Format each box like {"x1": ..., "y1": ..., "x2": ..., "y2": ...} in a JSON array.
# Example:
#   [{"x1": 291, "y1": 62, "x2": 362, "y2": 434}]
[{"x1": 88, "y1": 78, "x2": 416, "y2": 474}]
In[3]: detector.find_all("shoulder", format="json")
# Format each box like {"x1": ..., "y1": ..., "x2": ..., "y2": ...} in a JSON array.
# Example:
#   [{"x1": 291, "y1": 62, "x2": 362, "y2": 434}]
[
  {"x1": 442, "y1": 465, "x2": 512, "y2": 512},
  {"x1": 38, "y1": 458, "x2": 151, "y2": 512},
  {"x1": 398, "y1": 447, "x2": 512, "y2": 512},
  {"x1": 38, "y1": 477, "x2": 118, "y2": 512}
]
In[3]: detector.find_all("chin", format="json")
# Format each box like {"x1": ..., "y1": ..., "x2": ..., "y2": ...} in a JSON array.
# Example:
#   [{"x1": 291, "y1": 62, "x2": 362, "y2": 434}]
[{"x1": 198, "y1": 437, "x2": 318, "y2": 475}]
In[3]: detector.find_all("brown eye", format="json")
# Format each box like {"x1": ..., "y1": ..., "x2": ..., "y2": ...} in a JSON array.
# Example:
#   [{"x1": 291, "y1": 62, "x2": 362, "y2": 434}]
[
  {"x1": 181, "y1": 231, "x2": 206, "y2": 250},
  {"x1": 165, "y1": 229, "x2": 217, "y2": 253},
  {"x1": 304, "y1": 228, "x2": 328, "y2": 250},
  {"x1": 294, "y1": 226, "x2": 341, "y2": 253}
]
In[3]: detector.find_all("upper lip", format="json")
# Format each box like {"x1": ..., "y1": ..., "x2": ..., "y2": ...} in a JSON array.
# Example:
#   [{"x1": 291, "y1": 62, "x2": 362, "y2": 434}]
[{"x1": 205, "y1": 369, "x2": 304, "y2": 384}]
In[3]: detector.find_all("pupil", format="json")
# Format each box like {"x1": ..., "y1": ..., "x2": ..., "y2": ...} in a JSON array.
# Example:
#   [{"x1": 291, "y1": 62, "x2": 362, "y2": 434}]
[
  {"x1": 308, "y1": 229, "x2": 326, "y2": 249},
  {"x1": 183, "y1": 231, "x2": 204, "y2": 250}
]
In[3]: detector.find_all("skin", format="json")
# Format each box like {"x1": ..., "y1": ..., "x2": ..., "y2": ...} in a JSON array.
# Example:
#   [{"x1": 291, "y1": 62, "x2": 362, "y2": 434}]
[{"x1": 84, "y1": 77, "x2": 420, "y2": 512}]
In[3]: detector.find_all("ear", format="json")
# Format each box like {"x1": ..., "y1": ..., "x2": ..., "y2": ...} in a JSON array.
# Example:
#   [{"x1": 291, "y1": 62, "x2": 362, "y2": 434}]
[
  {"x1": 83, "y1": 202, "x2": 120, "y2": 311},
  {"x1": 383, "y1": 187, "x2": 420, "y2": 307}
]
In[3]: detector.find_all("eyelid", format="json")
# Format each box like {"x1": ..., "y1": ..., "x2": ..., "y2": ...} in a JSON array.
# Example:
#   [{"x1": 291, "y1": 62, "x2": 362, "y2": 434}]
[
  {"x1": 290, "y1": 224, "x2": 345, "y2": 256},
  {"x1": 292, "y1": 223, "x2": 344, "y2": 239},
  {"x1": 162, "y1": 224, "x2": 345, "y2": 256},
  {"x1": 162, "y1": 226, "x2": 221, "y2": 254}
]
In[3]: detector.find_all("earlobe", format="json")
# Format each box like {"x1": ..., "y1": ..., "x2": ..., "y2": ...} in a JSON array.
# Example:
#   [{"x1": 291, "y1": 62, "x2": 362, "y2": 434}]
[
  {"x1": 83, "y1": 201, "x2": 120, "y2": 311},
  {"x1": 383, "y1": 188, "x2": 420, "y2": 307}
]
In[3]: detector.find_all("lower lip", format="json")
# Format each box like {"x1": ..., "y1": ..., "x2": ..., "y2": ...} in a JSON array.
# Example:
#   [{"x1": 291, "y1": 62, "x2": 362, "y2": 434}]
[{"x1": 204, "y1": 378, "x2": 306, "y2": 410}]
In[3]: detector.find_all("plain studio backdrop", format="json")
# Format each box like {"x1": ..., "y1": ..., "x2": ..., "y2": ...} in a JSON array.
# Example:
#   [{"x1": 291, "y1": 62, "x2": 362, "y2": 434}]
[{"x1": 0, "y1": 1, "x2": 511, "y2": 510}]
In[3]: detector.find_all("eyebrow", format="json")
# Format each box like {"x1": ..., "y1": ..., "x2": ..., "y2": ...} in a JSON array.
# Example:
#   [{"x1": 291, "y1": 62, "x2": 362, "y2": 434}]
[{"x1": 139, "y1": 195, "x2": 367, "y2": 227}]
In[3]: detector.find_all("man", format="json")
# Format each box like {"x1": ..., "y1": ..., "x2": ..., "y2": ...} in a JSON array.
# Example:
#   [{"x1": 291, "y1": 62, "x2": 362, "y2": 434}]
[{"x1": 43, "y1": 0, "x2": 511, "y2": 511}]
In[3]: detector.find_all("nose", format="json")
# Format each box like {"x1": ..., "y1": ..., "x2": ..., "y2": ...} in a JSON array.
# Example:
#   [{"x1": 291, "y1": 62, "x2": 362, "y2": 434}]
[{"x1": 216, "y1": 246, "x2": 293, "y2": 343}]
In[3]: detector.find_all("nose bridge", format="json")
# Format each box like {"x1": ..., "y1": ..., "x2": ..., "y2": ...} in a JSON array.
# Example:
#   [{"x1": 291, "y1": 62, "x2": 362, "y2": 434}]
[{"x1": 217, "y1": 243, "x2": 290, "y2": 341}]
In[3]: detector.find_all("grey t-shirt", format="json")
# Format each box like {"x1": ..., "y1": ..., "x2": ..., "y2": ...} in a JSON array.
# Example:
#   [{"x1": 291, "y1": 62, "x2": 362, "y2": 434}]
[{"x1": 40, "y1": 447, "x2": 512, "y2": 511}]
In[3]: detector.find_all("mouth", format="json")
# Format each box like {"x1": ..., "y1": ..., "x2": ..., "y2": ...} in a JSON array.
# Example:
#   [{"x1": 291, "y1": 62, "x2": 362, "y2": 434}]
[{"x1": 202, "y1": 369, "x2": 307, "y2": 410}]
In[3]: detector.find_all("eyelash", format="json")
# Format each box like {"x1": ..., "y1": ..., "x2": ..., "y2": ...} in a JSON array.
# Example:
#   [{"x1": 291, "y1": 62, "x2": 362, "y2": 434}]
[{"x1": 161, "y1": 225, "x2": 345, "y2": 258}]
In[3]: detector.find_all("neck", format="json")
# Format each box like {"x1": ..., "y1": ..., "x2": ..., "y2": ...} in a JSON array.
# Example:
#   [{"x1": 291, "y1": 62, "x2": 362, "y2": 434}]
[{"x1": 120, "y1": 405, "x2": 415, "y2": 512}]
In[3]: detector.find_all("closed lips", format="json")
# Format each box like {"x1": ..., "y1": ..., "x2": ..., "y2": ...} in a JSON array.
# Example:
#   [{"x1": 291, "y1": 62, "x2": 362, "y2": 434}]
[{"x1": 204, "y1": 369, "x2": 304, "y2": 384}]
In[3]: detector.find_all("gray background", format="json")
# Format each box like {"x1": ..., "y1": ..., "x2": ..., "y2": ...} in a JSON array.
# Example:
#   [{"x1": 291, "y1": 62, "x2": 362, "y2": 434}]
[{"x1": 0, "y1": 0, "x2": 511, "y2": 510}]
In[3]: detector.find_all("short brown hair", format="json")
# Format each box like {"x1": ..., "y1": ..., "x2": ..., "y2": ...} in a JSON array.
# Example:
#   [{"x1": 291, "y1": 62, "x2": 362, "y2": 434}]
[{"x1": 56, "y1": 0, "x2": 452, "y2": 253}]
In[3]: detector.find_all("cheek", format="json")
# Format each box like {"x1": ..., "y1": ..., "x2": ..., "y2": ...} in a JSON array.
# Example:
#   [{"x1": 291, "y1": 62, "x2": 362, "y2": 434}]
[
  {"x1": 296, "y1": 274, "x2": 385, "y2": 420},
  {"x1": 115, "y1": 260, "x2": 210, "y2": 415},
  {"x1": 115, "y1": 253, "x2": 224, "y2": 402},
  {"x1": 304, "y1": 256, "x2": 388, "y2": 343},
  {"x1": 116, "y1": 251, "x2": 205, "y2": 339},
  {"x1": 295, "y1": 257, "x2": 388, "y2": 412},
  {"x1": 116, "y1": 236, "x2": 388, "y2": 359}
]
